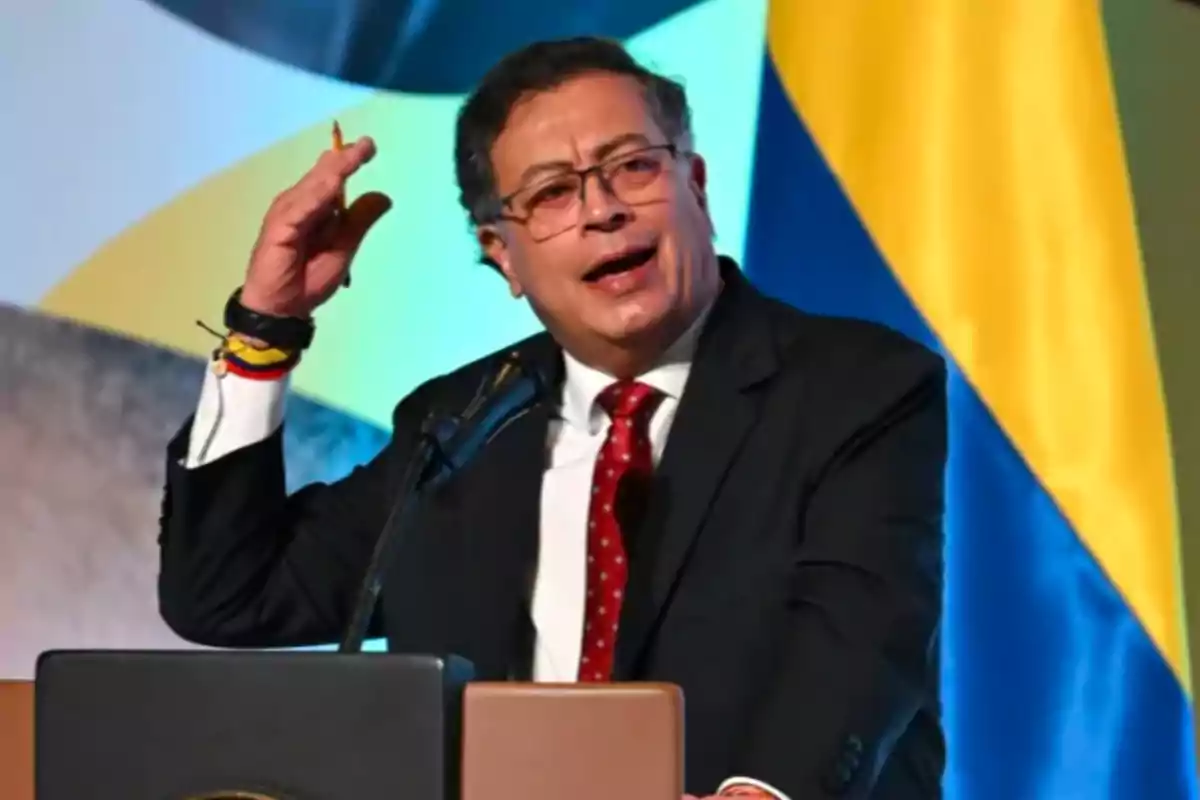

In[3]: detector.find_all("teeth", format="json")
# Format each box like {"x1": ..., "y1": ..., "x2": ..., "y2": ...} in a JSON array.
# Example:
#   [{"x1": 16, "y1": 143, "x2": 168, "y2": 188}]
[{"x1": 586, "y1": 248, "x2": 653, "y2": 281}]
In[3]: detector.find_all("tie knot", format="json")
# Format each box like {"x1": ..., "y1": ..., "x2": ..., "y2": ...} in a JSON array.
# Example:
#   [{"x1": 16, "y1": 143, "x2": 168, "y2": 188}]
[{"x1": 596, "y1": 380, "x2": 662, "y2": 421}]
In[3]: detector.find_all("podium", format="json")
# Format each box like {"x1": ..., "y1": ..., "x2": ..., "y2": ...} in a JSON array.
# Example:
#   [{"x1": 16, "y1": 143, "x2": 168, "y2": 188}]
[
  {"x1": 5, "y1": 651, "x2": 683, "y2": 800},
  {"x1": 0, "y1": 680, "x2": 33, "y2": 800},
  {"x1": 462, "y1": 682, "x2": 683, "y2": 800}
]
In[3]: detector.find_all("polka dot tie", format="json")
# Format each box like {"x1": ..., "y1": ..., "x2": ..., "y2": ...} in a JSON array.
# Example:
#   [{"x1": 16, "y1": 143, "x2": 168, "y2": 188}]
[{"x1": 577, "y1": 380, "x2": 663, "y2": 682}]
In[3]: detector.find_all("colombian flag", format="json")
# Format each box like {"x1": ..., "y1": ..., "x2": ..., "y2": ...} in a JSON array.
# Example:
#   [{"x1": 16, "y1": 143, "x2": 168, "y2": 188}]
[{"x1": 743, "y1": 2, "x2": 1196, "y2": 796}]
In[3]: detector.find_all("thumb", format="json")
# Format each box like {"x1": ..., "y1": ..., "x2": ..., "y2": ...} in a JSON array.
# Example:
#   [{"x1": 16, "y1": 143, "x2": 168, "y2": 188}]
[{"x1": 334, "y1": 190, "x2": 393, "y2": 252}]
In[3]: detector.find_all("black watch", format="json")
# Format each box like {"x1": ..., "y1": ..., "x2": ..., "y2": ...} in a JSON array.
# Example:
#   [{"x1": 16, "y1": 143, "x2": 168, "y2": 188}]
[{"x1": 223, "y1": 288, "x2": 315, "y2": 350}]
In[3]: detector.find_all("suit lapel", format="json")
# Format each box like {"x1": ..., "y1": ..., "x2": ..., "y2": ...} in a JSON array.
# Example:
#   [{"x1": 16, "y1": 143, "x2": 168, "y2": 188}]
[{"x1": 614, "y1": 261, "x2": 779, "y2": 678}]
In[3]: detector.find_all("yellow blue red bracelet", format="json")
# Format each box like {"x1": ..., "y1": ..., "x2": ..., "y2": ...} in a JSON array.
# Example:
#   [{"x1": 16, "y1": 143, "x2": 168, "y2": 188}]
[{"x1": 212, "y1": 334, "x2": 300, "y2": 380}]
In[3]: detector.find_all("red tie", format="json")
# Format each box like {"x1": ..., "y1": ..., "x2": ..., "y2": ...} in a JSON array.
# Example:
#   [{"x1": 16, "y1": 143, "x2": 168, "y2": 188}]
[{"x1": 578, "y1": 380, "x2": 663, "y2": 682}]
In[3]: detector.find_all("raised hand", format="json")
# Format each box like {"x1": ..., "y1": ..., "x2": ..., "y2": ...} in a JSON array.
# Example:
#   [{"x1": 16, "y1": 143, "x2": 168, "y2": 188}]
[{"x1": 239, "y1": 134, "x2": 392, "y2": 318}]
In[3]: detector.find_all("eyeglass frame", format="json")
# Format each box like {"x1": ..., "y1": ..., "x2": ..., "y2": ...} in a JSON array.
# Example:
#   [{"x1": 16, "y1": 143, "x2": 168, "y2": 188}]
[{"x1": 481, "y1": 143, "x2": 689, "y2": 234}]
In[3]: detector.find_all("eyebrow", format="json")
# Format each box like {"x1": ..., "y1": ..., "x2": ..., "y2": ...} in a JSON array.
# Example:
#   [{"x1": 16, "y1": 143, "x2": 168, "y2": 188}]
[{"x1": 514, "y1": 132, "x2": 654, "y2": 188}]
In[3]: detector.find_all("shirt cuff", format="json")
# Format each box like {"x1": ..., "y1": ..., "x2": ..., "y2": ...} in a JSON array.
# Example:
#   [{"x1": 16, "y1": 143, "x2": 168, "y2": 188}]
[
  {"x1": 185, "y1": 366, "x2": 289, "y2": 467},
  {"x1": 718, "y1": 776, "x2": 791, "y2": 800}
]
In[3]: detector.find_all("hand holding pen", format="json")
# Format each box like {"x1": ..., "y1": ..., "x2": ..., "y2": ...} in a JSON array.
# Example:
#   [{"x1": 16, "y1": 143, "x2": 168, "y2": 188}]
[{"x1": 237, "y1": 120, "x2": 392, "y2": 318}]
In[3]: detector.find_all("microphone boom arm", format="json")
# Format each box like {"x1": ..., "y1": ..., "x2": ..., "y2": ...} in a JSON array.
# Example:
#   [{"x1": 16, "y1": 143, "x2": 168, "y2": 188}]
[{"x1": 337, "y1": 352, "x2": 545, "y2": 653}]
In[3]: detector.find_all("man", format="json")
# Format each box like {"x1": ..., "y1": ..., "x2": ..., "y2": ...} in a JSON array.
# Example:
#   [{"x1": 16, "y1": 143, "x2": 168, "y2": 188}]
[{"x1": 158, "y1": 37, "x2": 947, "y2": 799}]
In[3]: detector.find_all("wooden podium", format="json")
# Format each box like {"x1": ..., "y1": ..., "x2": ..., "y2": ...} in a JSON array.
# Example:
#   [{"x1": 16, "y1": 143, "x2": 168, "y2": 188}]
[
  {"x1": 0, "y1": 680, "x2": 33, "y2": 800},
  {"x1": 462, "y1": 682, "x2": 683, "y2": 800}
]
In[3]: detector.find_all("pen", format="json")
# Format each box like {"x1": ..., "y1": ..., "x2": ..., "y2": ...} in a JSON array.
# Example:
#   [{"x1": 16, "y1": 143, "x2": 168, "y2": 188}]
[
  {"x1": 332, "y1": 120, "x2": 351, "y2": 287},
  {"x1": 332, "y1": 120, "x2": 346, "y2": 212}
]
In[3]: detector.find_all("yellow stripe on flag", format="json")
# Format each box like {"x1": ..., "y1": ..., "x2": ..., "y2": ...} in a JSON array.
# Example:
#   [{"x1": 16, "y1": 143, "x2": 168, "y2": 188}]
[{"x1": 767, "y1": 1, "x2": 1187, "y2": 689}]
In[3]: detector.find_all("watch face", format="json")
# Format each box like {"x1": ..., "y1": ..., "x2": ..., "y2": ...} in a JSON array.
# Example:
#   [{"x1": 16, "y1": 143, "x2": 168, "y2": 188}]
[{"x1": 142, "y1": 0, "x2": 703, "y2": 93}]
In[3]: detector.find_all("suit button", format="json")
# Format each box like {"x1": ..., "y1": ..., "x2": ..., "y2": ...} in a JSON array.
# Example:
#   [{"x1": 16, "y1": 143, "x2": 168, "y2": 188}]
[
  {"x1": 821, "y1": 734, "x2": 867, "y2": 795},
  {"x1": 823, "y1": 759, "x2": 858, "y2": 794},
  {"x1": 822, "y1": 770, "x2": 852, "y2": 795}
]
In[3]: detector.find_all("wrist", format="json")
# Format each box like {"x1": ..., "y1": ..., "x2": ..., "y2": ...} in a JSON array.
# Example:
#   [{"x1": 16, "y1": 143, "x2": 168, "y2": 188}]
[
  {"x1": 212, "y1": 332, "x2": 301, "y2": 381},
  {"x1": 717, "y1": 777, "x2": 786, "y2": 799},
  {"x1": 238, "y1": 287, "x2": 308, "y2": 319},
  {"x1": 227, "y1": 331, "x2": 271, "y2": 349},
  {"x1": 224, "y1": 287, "x2": 315, "y2": 352},
  {"x1": 719, "y1": 788, "x2": 773, "y2": 798}
]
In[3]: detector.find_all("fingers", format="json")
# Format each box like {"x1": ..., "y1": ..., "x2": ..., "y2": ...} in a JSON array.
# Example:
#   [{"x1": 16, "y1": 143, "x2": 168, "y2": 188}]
[
  {"x1": 263, "y1": 136, "x2": 378, "y2": 241},
  {"x1": 321, "y1": 135, "x2": 376, "y2": 185},
  {"x1": 332, "y1": 191, "x2": 394, "y2": 255}
]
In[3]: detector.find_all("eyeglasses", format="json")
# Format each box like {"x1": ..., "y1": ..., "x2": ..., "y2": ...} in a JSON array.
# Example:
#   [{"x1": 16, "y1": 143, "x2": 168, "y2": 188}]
[{"x1": 492, "y1": 144, "x2": 683, "y2": 240}]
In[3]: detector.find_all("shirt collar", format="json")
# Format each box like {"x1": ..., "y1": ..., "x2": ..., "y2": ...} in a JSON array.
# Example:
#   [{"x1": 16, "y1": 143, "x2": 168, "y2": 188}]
[{"x1": 559, "y1": 299, "x2": 715, "y2": 435}]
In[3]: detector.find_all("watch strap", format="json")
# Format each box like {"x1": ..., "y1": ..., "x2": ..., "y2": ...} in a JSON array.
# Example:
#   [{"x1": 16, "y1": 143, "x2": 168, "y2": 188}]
[{"x1": 223, "y1": 288, "x2": 315, "y2": 351}]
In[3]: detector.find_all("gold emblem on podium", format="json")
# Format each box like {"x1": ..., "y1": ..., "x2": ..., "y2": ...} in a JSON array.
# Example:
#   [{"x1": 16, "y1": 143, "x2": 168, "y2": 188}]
[{"x1": 181, "y1": 792, "x2": 286, "y2": 800}]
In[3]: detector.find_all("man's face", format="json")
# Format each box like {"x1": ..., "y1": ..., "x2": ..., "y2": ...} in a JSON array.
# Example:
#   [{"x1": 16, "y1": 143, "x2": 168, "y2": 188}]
[{"x1": 480, "y1": 72, "x2": 717, "y2": 359}]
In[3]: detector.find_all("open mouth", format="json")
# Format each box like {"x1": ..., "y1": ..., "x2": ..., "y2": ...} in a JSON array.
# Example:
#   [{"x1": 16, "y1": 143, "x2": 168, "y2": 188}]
[{"x1": 582, "y1": 246, "x2": 657, "y2": 283}]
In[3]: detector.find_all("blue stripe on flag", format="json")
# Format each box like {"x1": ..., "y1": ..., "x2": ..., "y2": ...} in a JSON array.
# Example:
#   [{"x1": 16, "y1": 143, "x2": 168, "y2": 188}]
[{"x1": 743, "y1": 57, "x2": 1197, "y2": 800}]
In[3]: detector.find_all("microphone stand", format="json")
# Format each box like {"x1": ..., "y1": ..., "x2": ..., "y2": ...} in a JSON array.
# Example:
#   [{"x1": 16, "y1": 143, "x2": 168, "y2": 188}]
[{"x1": 338, "y1": 353, "x2": 545, "y2": 653}]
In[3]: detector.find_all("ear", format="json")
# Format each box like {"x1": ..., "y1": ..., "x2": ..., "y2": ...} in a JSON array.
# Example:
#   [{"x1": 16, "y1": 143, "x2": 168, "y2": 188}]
[
  {"x1": 478, "y1": 224, "x2": 524, "y2": 298},
  {"x1": 685, "y1": 153, "x2": 715, "y2": 238},
  {"x1": 686, "y1": 152, "x2": 709, "y2": 211}
]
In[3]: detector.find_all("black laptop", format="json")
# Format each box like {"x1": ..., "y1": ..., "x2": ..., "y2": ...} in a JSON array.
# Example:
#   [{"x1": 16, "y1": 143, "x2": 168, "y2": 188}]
[{"x1": 34, "y1": 649, "x2": 473, "y2": 800}]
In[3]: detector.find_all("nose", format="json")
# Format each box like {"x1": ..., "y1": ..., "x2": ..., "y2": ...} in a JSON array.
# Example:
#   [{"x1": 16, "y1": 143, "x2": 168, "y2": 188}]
[{"x1": 579, "y1": 171, "x2": 631, "y2": 233}]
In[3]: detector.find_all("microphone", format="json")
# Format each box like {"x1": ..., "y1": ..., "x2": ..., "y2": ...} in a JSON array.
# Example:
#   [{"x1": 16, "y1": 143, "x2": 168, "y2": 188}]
[
  {"x1": 421, "y1": 351, "x2": 547, "y2": 487},
  {"x1": 338, "y1": 351, "x2": 548, "y2": 653}
]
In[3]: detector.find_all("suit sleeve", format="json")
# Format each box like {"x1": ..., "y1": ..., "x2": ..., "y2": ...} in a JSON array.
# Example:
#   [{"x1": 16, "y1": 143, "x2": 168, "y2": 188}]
[
  {"x1": 157, "y1": 377, "x2": 431, "y2": 649},
  {"x1": 730, "y1": 353, "x2": 947, "y2": 798}
]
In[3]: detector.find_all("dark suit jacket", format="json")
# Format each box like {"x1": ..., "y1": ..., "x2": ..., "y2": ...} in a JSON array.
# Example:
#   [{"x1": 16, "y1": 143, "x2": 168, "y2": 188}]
[{"x1": 158, "y1": 258, "x2": 947, "y2": 798}]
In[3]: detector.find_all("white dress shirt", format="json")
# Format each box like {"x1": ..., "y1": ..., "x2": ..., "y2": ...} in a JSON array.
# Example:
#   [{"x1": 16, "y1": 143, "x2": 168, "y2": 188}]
[
  {"x1": 530, "y1": 318, "x2": 697, "y2": 683},
  {"x1": 183, "y1": 305, "x2": 786, "y2": 798},
  {"x1": 186, "y1": 311, "x2": 704, "y2": 675}
]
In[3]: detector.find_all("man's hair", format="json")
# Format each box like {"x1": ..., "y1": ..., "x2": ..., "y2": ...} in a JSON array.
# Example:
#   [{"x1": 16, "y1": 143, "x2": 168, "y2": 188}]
[{"x1": 454, "y1": 36, "x2": 693, "y2": 230}]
